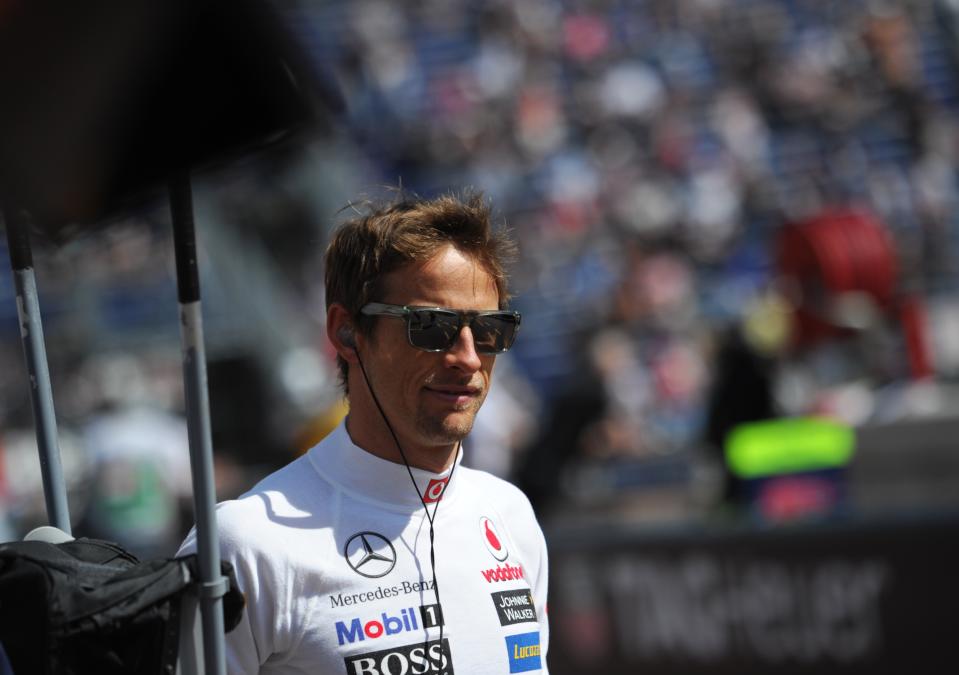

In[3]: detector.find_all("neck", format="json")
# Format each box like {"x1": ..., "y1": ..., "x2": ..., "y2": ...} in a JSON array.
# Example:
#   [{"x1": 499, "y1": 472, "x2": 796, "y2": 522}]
[{"x1": 344, "y1": 411, "x2": 458, "y2": 474}]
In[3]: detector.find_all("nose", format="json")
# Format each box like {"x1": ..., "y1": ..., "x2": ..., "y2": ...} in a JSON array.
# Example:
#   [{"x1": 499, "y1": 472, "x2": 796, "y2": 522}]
[{"x1": 444, "y1": 326, "x2": 483, "y2": 373}]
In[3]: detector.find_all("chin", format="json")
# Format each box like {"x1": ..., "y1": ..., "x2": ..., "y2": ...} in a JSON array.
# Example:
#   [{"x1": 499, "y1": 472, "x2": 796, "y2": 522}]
[{"x1": 417, "y1": 413, "x2": 475, "y2": 445}]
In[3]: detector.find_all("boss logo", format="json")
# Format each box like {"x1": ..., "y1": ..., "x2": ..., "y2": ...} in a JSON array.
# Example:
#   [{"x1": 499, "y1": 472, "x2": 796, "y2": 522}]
[{"x1": 345, "y1": 637, "x2": 454, "y2": 675}]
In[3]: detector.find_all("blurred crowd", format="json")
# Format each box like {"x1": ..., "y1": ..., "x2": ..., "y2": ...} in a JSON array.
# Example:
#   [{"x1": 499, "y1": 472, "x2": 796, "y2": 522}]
[
  {"x1": 4, "y1": 0, "x2": 959, "y2": 549},
  {"x1": 301, "y1": 0, "x2": 959, "y2": 514}
]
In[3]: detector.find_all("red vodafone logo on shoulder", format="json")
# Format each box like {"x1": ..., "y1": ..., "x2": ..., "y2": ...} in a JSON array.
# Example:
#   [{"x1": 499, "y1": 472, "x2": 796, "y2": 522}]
[
  {"x1": 480, "y1": 516, "x2": 508, "y2": 561},
  {"x1": 423, "y1": 477, "x2": 448, "y2": 504}
]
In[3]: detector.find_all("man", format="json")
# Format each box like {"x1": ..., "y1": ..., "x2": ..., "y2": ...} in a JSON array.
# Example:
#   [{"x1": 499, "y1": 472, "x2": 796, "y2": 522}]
[{"x1": 179, "y1": 192, "x2": 549, "y2": 674}]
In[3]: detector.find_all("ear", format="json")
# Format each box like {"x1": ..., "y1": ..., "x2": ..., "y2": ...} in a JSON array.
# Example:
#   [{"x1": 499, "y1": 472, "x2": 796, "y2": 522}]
[{"x1": 327, "y1": 303, "x2": 360, "y2": 364}]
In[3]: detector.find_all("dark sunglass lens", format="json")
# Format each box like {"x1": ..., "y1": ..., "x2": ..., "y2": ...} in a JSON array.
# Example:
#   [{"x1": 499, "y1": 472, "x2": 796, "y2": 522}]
[
  {"x1": 409, "y1": 309, "x2": 460, "y2": 350},
  {"x1": 473, "y1": 314, "x2": 517, "y2": 353}
]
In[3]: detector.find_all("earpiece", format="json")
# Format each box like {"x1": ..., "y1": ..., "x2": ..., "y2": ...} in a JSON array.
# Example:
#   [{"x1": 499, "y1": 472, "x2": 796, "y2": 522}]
[{"x1": 338, "y1": 325, "x2": 356, "y2": 349}]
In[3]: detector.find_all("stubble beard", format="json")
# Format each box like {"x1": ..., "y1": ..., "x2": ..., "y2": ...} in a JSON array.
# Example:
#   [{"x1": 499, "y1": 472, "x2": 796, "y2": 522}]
[{"x1": 415, "y1": 394, "x2": 484, "y2": 446}]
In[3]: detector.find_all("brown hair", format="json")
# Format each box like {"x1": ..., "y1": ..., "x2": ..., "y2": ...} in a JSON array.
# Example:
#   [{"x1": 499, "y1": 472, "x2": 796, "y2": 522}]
[{"x1": 324, "y1": 190, "x2": 516, "y2": 388}]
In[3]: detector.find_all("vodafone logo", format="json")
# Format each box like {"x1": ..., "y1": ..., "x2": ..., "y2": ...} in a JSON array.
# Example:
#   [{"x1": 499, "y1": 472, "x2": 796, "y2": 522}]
[
  {"x1": 481, "y1": 562, "x2": 526, "y2": 584},
  {"x1": 423, "y1": 477, "x2": 448, "y2": 504},
  {"x1": 479, "y1": 516, "x2": 508, "y2": 561}
]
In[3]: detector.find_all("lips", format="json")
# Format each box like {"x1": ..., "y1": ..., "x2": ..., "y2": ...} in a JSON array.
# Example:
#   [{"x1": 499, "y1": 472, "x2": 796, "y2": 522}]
[{"x1": 423, "y1": 384, "x2": 482, "y2": 405}]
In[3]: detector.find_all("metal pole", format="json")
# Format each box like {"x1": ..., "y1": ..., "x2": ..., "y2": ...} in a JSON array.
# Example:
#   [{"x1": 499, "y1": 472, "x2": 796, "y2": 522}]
[
  {"x1": 169, "y1": 175, "x2": 226, "y2": 675},
  {"x1": 2, "y1": 208, "x2": 71, "y2": 534}
]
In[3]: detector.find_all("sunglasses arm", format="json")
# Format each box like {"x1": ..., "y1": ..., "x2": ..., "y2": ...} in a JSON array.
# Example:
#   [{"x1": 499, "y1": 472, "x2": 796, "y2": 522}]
[{"x1": 360, "y1": 302, "x2": 411, "y2": 319}]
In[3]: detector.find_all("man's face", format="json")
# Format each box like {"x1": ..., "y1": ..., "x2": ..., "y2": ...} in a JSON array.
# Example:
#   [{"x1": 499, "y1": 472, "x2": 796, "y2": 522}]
[{"x1": 359, "y1": 244, "x2": 500, "y2": 453}]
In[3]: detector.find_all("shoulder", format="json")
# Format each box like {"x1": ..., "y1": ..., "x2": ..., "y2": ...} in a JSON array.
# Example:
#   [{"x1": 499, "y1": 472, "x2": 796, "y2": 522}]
[
  {"x1": 456, "y1": 467, "x2": 549, "y2": 584},
  {"x1": 228, "y1": 455, "x2": 330, "y2": 525},
  {"x1": 185, "y1": 453, "x2": 335, "y2": 560},
  {"x1": 457, "y1": 466, "x2": 539, "y2": 524}
]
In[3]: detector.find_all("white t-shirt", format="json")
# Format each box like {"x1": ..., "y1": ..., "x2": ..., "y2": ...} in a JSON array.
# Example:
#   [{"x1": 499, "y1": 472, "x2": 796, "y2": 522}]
[{"x1": 178, "y1": 421, "x2": 549, "y2": 674}]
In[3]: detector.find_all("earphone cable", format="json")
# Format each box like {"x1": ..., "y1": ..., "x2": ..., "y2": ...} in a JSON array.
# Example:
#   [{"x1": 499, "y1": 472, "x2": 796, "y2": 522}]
[{"x1": 355, "y1": 351, "x2": 457, "y2": 672}]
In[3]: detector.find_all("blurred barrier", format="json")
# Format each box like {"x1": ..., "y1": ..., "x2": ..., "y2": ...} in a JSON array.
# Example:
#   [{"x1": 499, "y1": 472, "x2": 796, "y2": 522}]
[
  {"x1": 547, "y1": 512, "x2": 959, "y2": 673},
  {"x1": 726, "y1": 417, "x2": 856, "y2": 522}
]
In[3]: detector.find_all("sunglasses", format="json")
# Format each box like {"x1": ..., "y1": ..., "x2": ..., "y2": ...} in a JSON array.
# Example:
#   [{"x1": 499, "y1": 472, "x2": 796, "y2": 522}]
[{"x1": 360, "y1": 302, "x2": 521, "y2": 354}]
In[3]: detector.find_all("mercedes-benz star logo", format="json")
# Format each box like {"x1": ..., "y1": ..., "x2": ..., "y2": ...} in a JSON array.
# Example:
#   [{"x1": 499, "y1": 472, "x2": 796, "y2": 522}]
[{"x1": 344, "y1": 531, "x2": 397, "y2": 578}]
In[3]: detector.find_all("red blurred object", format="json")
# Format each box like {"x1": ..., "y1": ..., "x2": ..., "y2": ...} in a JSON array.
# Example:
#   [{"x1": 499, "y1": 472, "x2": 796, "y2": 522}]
[
  {"x1": 900, "y1": 294, "x2": 933, "y2": 378},
  {"x1": 756, "y1": 474, "x2": 840, "y2": 522},
  {"x1": 777, "y1": 208, "x2": 897, "y2": 338},
  {"x1": 563, "y1": 14, "x2": 611, "y2": 63},
  {"x1": 776, "y1": 208, "x2": 932, "y2": 379}
]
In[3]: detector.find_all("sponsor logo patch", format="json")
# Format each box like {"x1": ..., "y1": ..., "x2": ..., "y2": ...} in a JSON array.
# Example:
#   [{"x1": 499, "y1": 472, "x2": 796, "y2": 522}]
[
  {"x1": 335, "y1": 607, "x2": 422, "y2": 646},
  {"x1": 344, "y1": 532, "x2": 397, "y2": 578},
  {"x1": 345, "y1": 637, "x2": 454, "y2": 675},
  {"x1": 505, "y1": 631, "x2": 542, "y2": 673},
  {"x1": 481, "y1": 562, "x2": 525, "y2": 584},
  {"x1": 329, "y1": 579, "x2": 435, "y2": 609},
  {"x1": 423, "y1": 477, "x2": 449, "y2": 504},
  {"x1": 492, "y1": 589, "x2": 538, "y2": 626},
  {"x1": 419, "y1": 603, "x2": 444, "y2": 629},
  {"x1": 479, "y1": 516, "x2": 508, "y2": 561}
]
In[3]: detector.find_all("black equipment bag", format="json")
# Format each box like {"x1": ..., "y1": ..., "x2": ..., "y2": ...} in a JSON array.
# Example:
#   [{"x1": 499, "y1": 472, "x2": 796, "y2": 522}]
[{"x1": 0, "y1": 537, "x2": 244, "y2": 675}]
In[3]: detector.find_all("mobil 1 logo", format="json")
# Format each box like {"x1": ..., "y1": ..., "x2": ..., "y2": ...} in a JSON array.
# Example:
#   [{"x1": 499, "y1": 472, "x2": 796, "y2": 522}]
[
  {"x1": 420, "y1": 603, "x2": 443, "y2": 629},
  {"x1": 335, "y1": 604, "x2": 444, "y2": 646},
  {"x1": 491, "y1": 589, "x2": 538, "y2": 626},
  {"x1": 345, "y1": 637, "x2": 453, "y2": 675}
]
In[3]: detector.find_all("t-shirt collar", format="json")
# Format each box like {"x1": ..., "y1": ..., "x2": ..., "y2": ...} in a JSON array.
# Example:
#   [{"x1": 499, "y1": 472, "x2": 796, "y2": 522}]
[{"x1": 307, "y1": 420, "x2": 461, "y2": 510}]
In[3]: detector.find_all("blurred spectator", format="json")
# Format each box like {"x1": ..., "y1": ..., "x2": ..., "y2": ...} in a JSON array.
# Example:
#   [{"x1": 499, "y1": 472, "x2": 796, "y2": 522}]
[
  {"x1": 463, "y1": 354, "x2": 540, "y2": 479},
  {"x1": 0, "y1": 427, "x2": 90, "y2": 540},
  {"x1": 0, "y1": 442, "x2": 15, "y2": 543},
  {"x1": 516, "y1": 330, "x2": 609, "y2": 515},
  {"x1": 76, "y1": 354, "x2": 193, "y2": 558},
  {"x1": 703, "y1": 324, "x2": 778, "y2": 505}
]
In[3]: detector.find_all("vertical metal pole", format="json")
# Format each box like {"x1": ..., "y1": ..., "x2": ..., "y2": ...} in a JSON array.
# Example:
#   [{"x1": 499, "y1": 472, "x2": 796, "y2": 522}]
[
  {"x1": 169, "y1": 175, "x2": 226, "y2": 675},
  {"x1": 2, "y1": 208, "x2": 71, "y2": 534}
]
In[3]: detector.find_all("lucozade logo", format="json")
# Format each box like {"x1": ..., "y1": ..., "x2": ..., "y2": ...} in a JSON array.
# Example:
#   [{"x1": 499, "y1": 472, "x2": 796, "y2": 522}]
[{"x1": 505, "y1": 632, "x2": 541, "y2": 673}]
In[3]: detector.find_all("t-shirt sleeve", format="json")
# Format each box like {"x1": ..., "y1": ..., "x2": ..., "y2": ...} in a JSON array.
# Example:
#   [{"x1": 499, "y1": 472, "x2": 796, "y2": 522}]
[
  {"x1": 493, "y1": 481, "x2": 551, "y2": 674},
  {"x1": 528, "y1": 504, "x2": 550, "y2": 672},
  {"x1": 176, "y1": 505, "x2": 288, "y2": 675}
]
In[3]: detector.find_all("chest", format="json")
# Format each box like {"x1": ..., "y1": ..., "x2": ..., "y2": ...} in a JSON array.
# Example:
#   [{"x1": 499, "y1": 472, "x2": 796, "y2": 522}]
[{"x1": 274, "y1": 505, "x2": 542, "y2": 674}]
